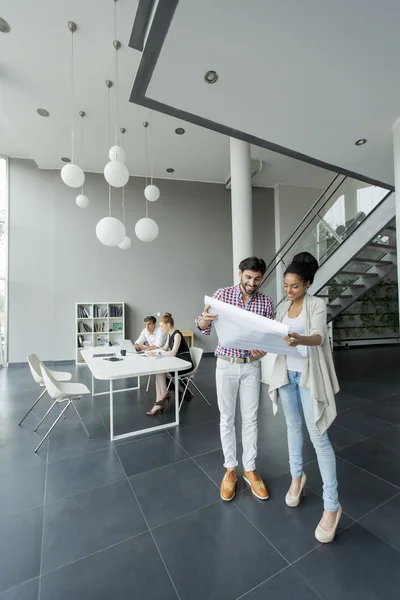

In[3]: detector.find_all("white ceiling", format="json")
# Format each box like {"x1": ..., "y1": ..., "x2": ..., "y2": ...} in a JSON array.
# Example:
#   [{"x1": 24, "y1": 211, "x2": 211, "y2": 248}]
[
  {"x1": 146, "y1": 0, "x2": 400, "y2": 186},
  {"x1": 0, "y1": 0, "x2": 333, "y2": 188}
]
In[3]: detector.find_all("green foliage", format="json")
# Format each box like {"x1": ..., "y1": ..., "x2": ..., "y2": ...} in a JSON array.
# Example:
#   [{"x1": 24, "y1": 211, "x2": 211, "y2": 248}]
[{"x1": 333, "y1": 280, "x2": 399, "y2": 343}]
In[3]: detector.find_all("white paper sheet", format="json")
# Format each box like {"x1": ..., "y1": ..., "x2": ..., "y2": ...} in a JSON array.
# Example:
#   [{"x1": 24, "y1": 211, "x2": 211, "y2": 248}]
[{"x1": 205, "y1": 295, "x2": 308, "y2": 358}]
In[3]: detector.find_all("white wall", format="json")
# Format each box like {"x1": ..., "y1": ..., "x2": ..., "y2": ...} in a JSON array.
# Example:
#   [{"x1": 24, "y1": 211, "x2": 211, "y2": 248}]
[
  {"x1": 274, "y1": 184, "x2": 322, "y2": 252},
  {"x1": 8, "y1": 159, "x2": 275, "y2": 362}
]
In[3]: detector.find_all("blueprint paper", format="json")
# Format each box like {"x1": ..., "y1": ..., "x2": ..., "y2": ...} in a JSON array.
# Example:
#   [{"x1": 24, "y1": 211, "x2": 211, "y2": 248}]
[{"x1": 205, "y1": 296, "x2": 308, "y2": 358}]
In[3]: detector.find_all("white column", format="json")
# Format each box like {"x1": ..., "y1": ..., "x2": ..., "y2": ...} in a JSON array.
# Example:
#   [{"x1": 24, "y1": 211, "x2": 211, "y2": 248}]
[
  {"x1": 393, "y1": 118, "x2": 400, "y2": 329},
  {"x1": 230, "y1": 138, "x2": 253, "y2": 284}
]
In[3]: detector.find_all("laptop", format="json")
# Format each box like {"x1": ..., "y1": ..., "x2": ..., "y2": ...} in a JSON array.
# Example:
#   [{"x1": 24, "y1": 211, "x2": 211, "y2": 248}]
[{"x1": 117, "y1": 339, "x2": 140, "y2": 354}]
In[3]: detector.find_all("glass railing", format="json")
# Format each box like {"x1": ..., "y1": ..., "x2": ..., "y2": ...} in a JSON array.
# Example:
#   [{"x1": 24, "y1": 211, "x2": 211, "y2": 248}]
[{"x1": 258, "y1": 173, "x2": 393, "y2": 307}]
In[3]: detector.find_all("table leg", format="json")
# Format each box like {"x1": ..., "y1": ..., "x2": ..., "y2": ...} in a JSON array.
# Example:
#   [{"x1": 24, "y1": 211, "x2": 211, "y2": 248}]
[
  {"x1": 174, "y1": 370, "x2": 180, "y2": 426},
  {"x1": 110, "y1": 379, "x2": 114, "y2": 440},
  {"x1": 92, "y1": 374, "x2": 95, "y2": 395}
]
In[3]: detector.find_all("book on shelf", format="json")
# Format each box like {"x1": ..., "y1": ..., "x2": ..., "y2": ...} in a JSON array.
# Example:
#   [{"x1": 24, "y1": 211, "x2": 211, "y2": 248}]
[
  {"x1": 78, "y1": 322, "x2": 92, "y2": 333},
  {"x1": 109, "y1": 305, "x2": 123, "y2": 317},
  {"x1": 78, "y1": 306, "x2": 90, "y2": 318}
]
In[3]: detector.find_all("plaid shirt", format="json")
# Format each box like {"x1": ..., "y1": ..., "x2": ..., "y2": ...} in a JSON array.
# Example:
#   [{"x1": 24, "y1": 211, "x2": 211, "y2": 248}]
[{"x1": 195, "y1": 285, "x2": 274, "y2": 358}]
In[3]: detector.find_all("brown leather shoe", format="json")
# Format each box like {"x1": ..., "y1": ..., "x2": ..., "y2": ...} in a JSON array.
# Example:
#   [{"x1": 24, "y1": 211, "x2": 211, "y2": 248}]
[
  {"x1": 243, "y1": 470, "x2": 269, "y2": 500},
  {"x1": 220, "y1": 469, "x2": 238, "y2": 501}
]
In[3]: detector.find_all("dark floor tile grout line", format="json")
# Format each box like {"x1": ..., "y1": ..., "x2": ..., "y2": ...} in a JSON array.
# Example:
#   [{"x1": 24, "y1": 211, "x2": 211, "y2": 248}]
[
  {"x1": 291, "y1": 564, "x2": 326, "y2": 600},
  {"x1": 114, "y1": 445, "x2": 182, "y2": 600},
  {"x1": 46, "y1": 442, "x2": 115, "y2": 466},
  {"x1": 129, "y1": 456, "x2": 195, "y2": 480},
  {"x1": 337, "y1": 455, "x2": 400, "y2": 491},
  {"x1": 231, "y1": 501, "x2": 290, "y2": 566},
  {"x1": 149, "y1": 498, "x2": 222, "y2": 534},
  {"x1": 354, "y1": 490, "x2": 400, "y2": 525},
  {"x1": 43, "y1": 476, "x2": 128, "y2": 506},
  {"x1": 234, "y1": 564, "x2": 292, "y2": 600},
  {"x1": 38, "y1": 531, "x2": 149, "y2": 582},
  {"x1": 37, "y1": 429, "x2": 49, "y2": 600},
  {"x1": 0, "y1": 578, "x2": 39, "y2": 598}
]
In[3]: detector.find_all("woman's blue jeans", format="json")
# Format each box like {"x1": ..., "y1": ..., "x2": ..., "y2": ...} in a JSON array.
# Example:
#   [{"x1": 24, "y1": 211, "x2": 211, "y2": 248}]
[{"x1": 279, "y1": 370, "x2": 339, "y2": 511}]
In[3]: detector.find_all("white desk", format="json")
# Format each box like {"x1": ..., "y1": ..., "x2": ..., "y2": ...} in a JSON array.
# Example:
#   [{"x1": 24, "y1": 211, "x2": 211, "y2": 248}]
[{"x1": 81, "y1": 348, "x2": 192, "y2": 441}]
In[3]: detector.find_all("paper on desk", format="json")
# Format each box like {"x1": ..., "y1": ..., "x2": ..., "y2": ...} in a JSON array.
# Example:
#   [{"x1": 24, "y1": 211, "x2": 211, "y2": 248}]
[{"x1": 205, "y1": 296, "x2": 308, "y2": 358}]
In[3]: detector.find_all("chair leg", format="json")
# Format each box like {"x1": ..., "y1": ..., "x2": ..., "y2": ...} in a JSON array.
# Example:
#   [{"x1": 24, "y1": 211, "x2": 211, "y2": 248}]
[
  {"x1": 34, "y1": 401, "x2": 71, "y2": 453},
  {"x1": 33, "y1": 400, "x2": 59, "y2": 432},
  {"x1": 178, "y1": 380, "x2": 190, "y2": 411},
  {"x1": 146, "y1": 375, "x2": 151, "y2": 392},
  {"x1": 19, "y1": 388, "x2": 47, "y2": 426},
  {"x1": 71, "y1": 400, "x2": 91, "y2": 438},
  {"x1": 166, "y1": 377, "x2": 172, "y2": 392},
  {"x1": 190, "y1": 381, "x2": 212, "y2": 407}
]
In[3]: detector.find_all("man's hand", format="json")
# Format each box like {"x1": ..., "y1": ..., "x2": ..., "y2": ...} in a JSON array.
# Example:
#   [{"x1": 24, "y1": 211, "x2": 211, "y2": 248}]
[
  {"x1": 134, "y1": 344, "x2": 141, "y2": 351},
  {"x1": 283, "y1": 332, "x2": 303, "y2": 347},
  {"x1": 199, "y1": 305, "x2": 218, "y2": 330},
  {"x1": 250, "y1": 349, "x2": 266, "y2": 359}
]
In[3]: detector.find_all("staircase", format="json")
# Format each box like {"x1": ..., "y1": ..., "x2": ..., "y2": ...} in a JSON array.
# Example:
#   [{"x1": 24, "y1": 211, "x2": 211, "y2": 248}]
[{"x1": 260, "y1": 174, "x2": 397, "y2": 324}]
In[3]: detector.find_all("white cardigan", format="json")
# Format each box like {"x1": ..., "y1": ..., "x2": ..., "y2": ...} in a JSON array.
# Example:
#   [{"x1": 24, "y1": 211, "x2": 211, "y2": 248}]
[{"x1": 268, "y1": 293, "x2": 339, "y2": 434}]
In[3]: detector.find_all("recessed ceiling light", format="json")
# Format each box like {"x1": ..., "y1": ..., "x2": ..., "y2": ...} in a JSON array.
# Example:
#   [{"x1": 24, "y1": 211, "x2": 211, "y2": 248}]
[
  {"x1": 204, "y1": 70, "x2": 218, "y2": 84},
  {"x1": 37, "y1": 108, "x2": 50, "y2": 117},
  {"x1": 61, "y1": 157, "x2": 71, "y2": 163},
  {"x1": 355, "y1": 138, "x2": 367, "y2": 146},
  {"x1": 166, "y1": 168, "x2": 175, "y2": 173},
  {"x1": 0, "y1": 18, "x2": 11, "y2": 33},
  {"x1": 175, "y1": 127, "x2": 185, "y2": 135}
]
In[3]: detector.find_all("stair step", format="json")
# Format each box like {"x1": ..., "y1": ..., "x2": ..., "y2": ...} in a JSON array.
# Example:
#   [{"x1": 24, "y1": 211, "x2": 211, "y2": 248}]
[
  {"x1": 353, "y1": 258, "x2": 393, "y2": 265},
  {"x1": 368, "y1": 243, "x2": 396, "y2": 251},
  {"x1": 338, "y1": 271, "x2": 379, "y2": 278},
  {"x1": 328, "y1": 283, "x2": 364, "y2": 288},
  {"x1": 319, "y1": 294, "x2": 352, "y2": 298}
]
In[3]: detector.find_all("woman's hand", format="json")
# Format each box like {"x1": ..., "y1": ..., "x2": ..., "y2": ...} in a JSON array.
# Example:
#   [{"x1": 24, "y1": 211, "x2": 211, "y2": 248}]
[
  {"x1": 283, "y1": 332, "x2": 303, "y2": 347},
  {"x1": 250, "y1": 349, "x2": 266, "y2": 359}
]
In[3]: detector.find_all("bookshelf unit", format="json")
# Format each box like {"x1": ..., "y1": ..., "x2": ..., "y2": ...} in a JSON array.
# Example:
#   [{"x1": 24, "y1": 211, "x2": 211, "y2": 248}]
[{"x1": 76, "y1": 302, "x2": 125, "y2": 365}]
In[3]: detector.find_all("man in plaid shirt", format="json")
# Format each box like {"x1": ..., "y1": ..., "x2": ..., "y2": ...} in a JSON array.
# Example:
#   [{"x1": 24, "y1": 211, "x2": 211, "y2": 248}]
[{"x1": 196, "y1": 257, "x2": 274, "y2": 502}]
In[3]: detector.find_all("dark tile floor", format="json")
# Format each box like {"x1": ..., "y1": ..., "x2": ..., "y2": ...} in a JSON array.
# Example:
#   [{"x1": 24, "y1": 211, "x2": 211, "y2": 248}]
[{"x1": 1, "y1": 348, "x2": 400, "y2": 599}]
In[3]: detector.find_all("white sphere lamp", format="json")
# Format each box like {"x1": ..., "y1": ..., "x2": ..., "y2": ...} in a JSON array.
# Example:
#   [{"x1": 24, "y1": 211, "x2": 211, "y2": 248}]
[
  {"x1": 76, "y1": 194, "x2": 89, "y2": 209},
  {"x1": 61, "y1": 163, "x2": 85, "y2": 188},
  {"x1": 144, "y1": 184, "x2": 160, "y2": 202},
  {"x1": 118, "y1": 235, "x2": 131, "y2": 250},
  {"x1": 109, "y1": 145, "x2": 126, "y2": 163},
  {"x1": 104, "y1": 161, "x2": 129, "y2": 188},
  {"x1": 96, "y1": 217, "x2": 126, "y2": 247},
  {"x1": 135, "y1": 217, "x2": 159, "y2": 242}
]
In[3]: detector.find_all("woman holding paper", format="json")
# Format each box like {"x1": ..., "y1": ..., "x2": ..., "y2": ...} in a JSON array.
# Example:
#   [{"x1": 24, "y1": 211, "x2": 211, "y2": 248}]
[
  {"x1": 146, "y1": 312, "x2": 193, "y2": 416},
  {"x1": 269, "y1": 252, "x2": 341, "y2": 544}
]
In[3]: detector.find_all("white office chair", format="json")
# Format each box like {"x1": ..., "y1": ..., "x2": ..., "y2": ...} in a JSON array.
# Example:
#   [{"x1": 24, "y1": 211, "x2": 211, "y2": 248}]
[
  {"x1": 19, "y1": 354, "x2": 73, "y2": 426},
  {"x1": 166, "y1": 347, "x2": 211, "y2": 411},
  {"x1": 33, "y1": 363, "x2": 91, "y2": 453}
]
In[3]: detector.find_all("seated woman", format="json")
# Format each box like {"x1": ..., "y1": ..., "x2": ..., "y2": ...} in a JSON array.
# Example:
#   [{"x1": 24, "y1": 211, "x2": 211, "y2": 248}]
[{"x1": 146, "y1": 312, "x2": 194, "y2": 416}]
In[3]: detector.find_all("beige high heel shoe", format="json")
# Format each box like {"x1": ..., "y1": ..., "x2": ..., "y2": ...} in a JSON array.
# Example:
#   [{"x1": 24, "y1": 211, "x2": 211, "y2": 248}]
[
  {"x1": 315, "y1": 506, "x2": 342, "y2": 543},
  {"x1": 285, "y1": 472, "x2": 307, "y2": 507}
]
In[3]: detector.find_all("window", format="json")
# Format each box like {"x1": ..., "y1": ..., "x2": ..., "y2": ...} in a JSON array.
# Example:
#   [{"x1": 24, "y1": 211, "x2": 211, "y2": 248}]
[
  {"x1": 0, "y1": 157, "x2": 8, "y2": 365},
  {"x1": 357, "y1": 186, "x2": 388, "y2": 216},
  {"x1": 323, "y1": 194, "x2": 345, "y2": 230}
]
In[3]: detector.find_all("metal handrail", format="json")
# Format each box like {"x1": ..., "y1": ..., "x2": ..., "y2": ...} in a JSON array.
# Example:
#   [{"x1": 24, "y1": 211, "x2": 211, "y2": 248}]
[{"x1": 260, "y1": 173, "x2": 345, "y2": 283}]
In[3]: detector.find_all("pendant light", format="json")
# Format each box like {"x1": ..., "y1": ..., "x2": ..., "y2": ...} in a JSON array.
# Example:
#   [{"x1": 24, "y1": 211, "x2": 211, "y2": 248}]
[
  {"x1": 104, "y1": 1, "x2": 129, "y2": 188},
  {"x1": 118, "y1": 128, "x2": 131, "y2": 249},
  {"x1": 135, "y1": 121, "x2": 159, "y2": 243},
  {"x1": 96, "y1": 80, "x2": 126, "y2": 246},
  {"x1": 96, "y1": 185, "x2": 126, "y2": 246},
  {"x1": 61, "y1": 21, "x2": 85, "y2": 188},
  {"x1": 76, "y1": 111, "x2": 89, "y2": 208},
  {"x1": 144, "y1": 113, "x2": 160, "y2": 202}
]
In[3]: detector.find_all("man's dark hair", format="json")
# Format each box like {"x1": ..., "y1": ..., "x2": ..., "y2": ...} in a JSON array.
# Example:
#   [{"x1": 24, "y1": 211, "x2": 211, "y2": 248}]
[
  {"x1": 144, "y1": 316, "x2": 156, "y2": 324},
  {"x1": 238, "y1": 256, "x2": 267, "y2": 276}
]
